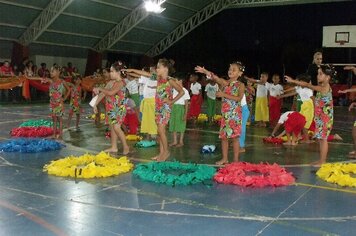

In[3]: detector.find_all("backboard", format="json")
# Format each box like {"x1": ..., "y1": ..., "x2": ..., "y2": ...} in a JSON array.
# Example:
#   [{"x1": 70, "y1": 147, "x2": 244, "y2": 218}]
[{"x1": 323, "y1": 25, "x2": 356, "y2": 48}]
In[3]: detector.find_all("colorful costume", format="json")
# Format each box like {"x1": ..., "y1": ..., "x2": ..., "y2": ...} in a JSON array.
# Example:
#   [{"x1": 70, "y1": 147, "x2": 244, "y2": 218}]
[
  {"x1": 265, "y1": 82, "x2": 284, "y2": 126},
  {"x1": 255, "y1": 84, "x2": 269, "y2": 122},
  {"x1": 314, "y1": 89, "x2": 333, "y2": 139},
  {"x1": 169, "y1": 88, "x2": 190, "y2": 133},
  {"x1": 140, "y1": 75, "x2": 157, "y2": 135},
  {"x1": 105, "y1": 81, "x2": 127, "y2": 125},
  {"x1": 188, "y1": 82, "x2": 202, "y2": 119},
  {"x1": 220, "y1": 80, "x2": 242, "y2": 139},
  {"x1": 245, "y1": 86, "x2": 254, "y2": 116},
  {"x1": 49, "y1": 80, "x2": 65, "y2": 117},
  {"x1": 69, "y1": 85, "x2": 81, "y2": 115},
  {"x1": 155, "y1": 76, "x2": 173, "y2": 125}
]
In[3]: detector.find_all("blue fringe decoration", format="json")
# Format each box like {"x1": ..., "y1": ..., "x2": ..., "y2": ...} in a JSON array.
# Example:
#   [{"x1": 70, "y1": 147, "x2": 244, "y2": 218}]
[{"x1": 0, "y1": 138, "x2": 64, "y2": 153}]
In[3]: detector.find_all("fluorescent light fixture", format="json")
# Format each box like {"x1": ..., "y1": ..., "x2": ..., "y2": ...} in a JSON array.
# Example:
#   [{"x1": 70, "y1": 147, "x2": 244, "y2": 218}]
[{"x1": 144, "y1": 0, "x2": 166, "y2": 14}]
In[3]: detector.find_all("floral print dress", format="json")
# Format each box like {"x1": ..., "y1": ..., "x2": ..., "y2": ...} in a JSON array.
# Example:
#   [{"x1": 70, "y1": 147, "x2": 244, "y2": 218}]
[
  {"x1": 69, "y1": 85, "x2": 81, "y2": 115},
  {"x1": 155, "y1": 75, "x2": 173, "y2": 125},
  {"x1": 49, "y1": 80, "x2": 65, "y2": 117},
  {"x1": 105, "y1": 81, "x2": 127, "y2": 125},
  {"x1": 245, "y1": 86, "x2": 254, "y2": 114},
  {"x1": 314, "y1": 89, "x2": 333, "y2": 139},
  {"x1": 220, "y1": 80, "x2": 242, "y2": 139}
]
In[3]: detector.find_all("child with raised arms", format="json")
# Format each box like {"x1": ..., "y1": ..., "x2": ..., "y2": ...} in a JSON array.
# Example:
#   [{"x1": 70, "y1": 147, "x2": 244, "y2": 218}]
[
  {"x1": 285, "y1": 64, "x2": 335, "y2": 166},
  {"x1": 195, "y1": 61, "x2": 245, "y2": 164}
]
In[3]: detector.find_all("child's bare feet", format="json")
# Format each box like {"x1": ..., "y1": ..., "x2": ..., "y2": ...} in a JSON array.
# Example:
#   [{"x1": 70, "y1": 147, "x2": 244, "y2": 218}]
[
  {"x1": 175, "y1": 143, "x2": 184, "y2": 147},
  {"x1": 104, "y1": 148, "x2": 118, "y2": 153},
  {"x1": 215, "y1": 159, "x2": 229, "y2": 165},
  {"x1": 310, "y1": 160, "x2": 325, "y2": 167},
  {"x1": 239, "y1": 148, "x2": 246, "y2": 153},
  {"x1": 122, "y1": 147, "x2": 130, "y2": 155},
  {"x1": 283, "y1": 141, "x2": 292, "y2": 146},
  {"x1": 169, "y1": 142, "x2": 177, "y2": 147},
  {"x1": 157, "y1": 151, "x2": 170, "y2": 162},
  {"x1": 333, "y1": 134, "x2": 343, "y2": 141},
  {"x1": 151, "y1": 154, "x2": 161, "y2": 161}
]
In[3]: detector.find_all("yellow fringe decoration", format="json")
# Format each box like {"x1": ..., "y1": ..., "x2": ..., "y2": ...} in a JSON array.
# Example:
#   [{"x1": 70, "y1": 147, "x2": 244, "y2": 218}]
[
  {"x1": 43, "y1": 151, "x2": 133, "y2": 178},
  {"x1": 213, "y1": 114, "x2": 222, "y2": 122},
  {"x1": 197, "y1": 113, "x2": 208, "y2": 122},
  {"x1": 316, "y1": 163, "x2": 356, "y2": 187},
  {"x1": 87, "y1": 113, "x2": 106, "y2": 120},
  {"x1": 126, "y1": 134, "x2": 142, "y2": 141}
]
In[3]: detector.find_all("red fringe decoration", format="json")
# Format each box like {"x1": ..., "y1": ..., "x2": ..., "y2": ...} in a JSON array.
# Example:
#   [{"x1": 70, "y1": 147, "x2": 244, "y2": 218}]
[
  {"x1": 214, "y1": 162, "x2": 295, "y2": 187},
  {"x1": 263, "y1": 137, "x2": 284, "y2": 144},
  {"x1": 10, "y1": 127, "x2": 54, "y2": 137}
]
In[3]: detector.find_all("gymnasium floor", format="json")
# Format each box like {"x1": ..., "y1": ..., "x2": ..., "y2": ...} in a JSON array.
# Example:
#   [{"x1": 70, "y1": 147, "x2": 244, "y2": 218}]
[{"x1": 0, "y1": 103, "x2": 355, "y2": 236}]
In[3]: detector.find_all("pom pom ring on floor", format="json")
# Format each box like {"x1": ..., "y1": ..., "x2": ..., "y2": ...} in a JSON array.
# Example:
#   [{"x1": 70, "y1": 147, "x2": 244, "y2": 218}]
[
  {"x1": 0, "y1": 138, "x2": 64, "y2": 153},
  {"x1": 214, "y1": 162, "x2": 295, "y2": 187},
  {"x1": 316, "y1": 163, "x2": 356, "y2": 187},
  {"x1": 133, "y1": 161, "x2": 216, "y2": 186},
  {"x1": 43, "y1": 152, "x2": 134, "y2": 178}
]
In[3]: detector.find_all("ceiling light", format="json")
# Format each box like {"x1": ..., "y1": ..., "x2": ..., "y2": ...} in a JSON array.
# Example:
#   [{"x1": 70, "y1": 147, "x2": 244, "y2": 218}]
[{"x1": 144, "y1": 0, "x2": 166, "y2": 14}]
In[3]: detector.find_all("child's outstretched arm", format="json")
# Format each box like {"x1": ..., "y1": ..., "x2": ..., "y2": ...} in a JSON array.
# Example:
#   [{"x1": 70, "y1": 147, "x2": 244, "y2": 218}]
[
  {"x1": 194, "y1": 66, "x2": 228, "y2": 87},
  {"x1": 285, "y1": 75, "x2": 324, "y2": 93},
  {"x1": 271, "y1": 123, "x2": 282, "y2": 137},
  {"x1": 338, "y1": 88, "x2": 356, "y2": 94},
  {"x1": 344, "y1": 66, "x2": 356, "y2": 75},
  {"x1": 246, "y1": 76, "x2": 265, "y2": 85},
  {"x1": 277, "y1": 91, "x2": 297, "y2": 99},
  {"x1": 122, "y1": 69, "x2": 151, "y2": 78}
]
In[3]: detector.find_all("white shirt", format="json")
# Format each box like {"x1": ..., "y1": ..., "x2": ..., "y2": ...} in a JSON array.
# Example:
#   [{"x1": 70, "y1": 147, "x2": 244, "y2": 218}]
[
  {"x1": 265, "y1": 82, "x2": 284, "y2": 97},
  {"x1": 278, "y1": 111, "x2": 294, "y2": 124},
  {"x1": 205, "y1": 83, "x2": 219, "y2": 100},
  {"x1": 190, "y1": 82, "x2": 202, "y2": 95},
  {"x1": 256, "y1": 83, "x2": 268, "y2": 97},
  {"x1": 241, "y1": 94, "x2": 247, "y2": 106},
  {"x1": 174, "y1": 87, "x2": 190, "y2": 105},
  {"x1": 139, "y1": 76, "x2": 157, "y2": 99},
  {"x1": 295, "y1": 86, "x2": 313, "y2": 101},
  {"x1": 125, "y1": 79, "x2": 139, "y2": 94}
]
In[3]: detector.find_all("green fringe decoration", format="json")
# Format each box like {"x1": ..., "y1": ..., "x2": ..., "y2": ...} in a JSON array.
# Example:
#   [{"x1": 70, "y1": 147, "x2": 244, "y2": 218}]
[
  {"x1": 20, "y1": 119, "x2": 53, "y2": 127},
  {"x1": 133, "y1": 161, "x2": 216, "y2": 186}
]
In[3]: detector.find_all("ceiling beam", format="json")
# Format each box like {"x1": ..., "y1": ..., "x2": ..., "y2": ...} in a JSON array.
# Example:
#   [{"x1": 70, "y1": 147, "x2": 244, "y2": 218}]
[
  {"x1": 93, "y1": 2, "x2": 152, "y2": 52},
  {"x1": 145, "y1": 0, "x2": 231, "y2": 57},
  {"x1": 18, "y1": 0, "x2": 73, "y2": 46},
  {"x1": 228, "y1": 0, "x2": 351, "y2": 8}
]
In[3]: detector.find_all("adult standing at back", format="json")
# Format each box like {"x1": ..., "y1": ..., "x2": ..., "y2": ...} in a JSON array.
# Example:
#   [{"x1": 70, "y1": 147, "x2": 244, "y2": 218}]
[{"x1": 307, "y1": 51, "x2": 323, "y2": 86}]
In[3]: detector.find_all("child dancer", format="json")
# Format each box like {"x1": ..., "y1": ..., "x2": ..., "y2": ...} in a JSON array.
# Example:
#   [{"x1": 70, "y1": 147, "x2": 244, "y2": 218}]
[
  {"x1": 124, "y1": 59, "x2": 184, "y2": 161},
  {"x1": 42, "y1": 65, "x2": 70, "y2": 139},
  {"x1": 205, "y1": 78, "x2": 219, "y2": 122},
  {"x1": 125, "y1": 74, "x2": 140, "y2": 119},
  {"x1": 188, "y1": 73, "x2": 202, "y2": 121},
  {"x1": 67, "y1": 76, "x2": 82, "y2": 131},
  {"x1": 169, "y1": 76, "x2": 190, "y2": 147},
  {"x1": 265, "y1": 74, "x2": 284, "y2": 127},
  {"x1": 93, "y1": 68, "x2": 110, "y2": 125},
  {"x1": 195, "y1": 61, "x2": 245, "y2": 164},
  {"x1": 285, "y1": 64, "x2": 335, "y2": 165},
  {"x1": 247, "y1": 73, "x2": 269, "y2": 127},
  {"x1": 278, "y1": 74, "x2": 314, "y2": 142},
  {"x1": 271, "y1": 111, "x2": 306, "y2": 146},
  {"x1": 93, "y1": 61, "x2": 129, "y2": 155}
]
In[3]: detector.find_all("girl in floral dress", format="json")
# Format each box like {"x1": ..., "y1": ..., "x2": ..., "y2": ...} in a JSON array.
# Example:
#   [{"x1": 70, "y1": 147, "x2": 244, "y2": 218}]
[
  {"x1": 42, "y1": 65, "x2": 70, "y2": 139},
  {"x1": 93, "y1": 61, "x2": 129, "y2": 155},
  {"x1": 123, "y1": 59, "x2": 184, "y2": 161},
  {"x1": 195, "y1": 62, "x2": 245, "y2": 165},
  {"x1": 67, "y1": 77, "x2": 82, "y2": 131},
  {"x1": 285, "y1": 64, "x2": 335, "y2": 166}
]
